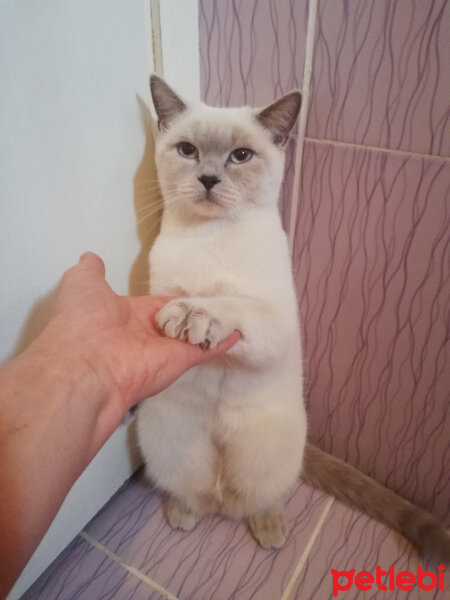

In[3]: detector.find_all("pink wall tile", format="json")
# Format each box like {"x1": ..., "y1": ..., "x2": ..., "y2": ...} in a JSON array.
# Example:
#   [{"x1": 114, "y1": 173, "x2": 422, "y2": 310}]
[
  {"x1": 307, "y1": 0, "x2": 450, "y2": 156},
  {"x1": 200, "y1": 0, "x2": 308, "y2": 107},
  {"x1": 293, "y1": 140, "x2": 450, "y2": 523},
  {"x1": 199, "y1": 0, "x2": 308, "y2": 230}
]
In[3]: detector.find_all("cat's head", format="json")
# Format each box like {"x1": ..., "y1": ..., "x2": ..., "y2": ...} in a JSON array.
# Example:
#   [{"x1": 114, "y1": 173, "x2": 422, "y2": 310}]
[{"x1": 150, "y1": 75, "x2": 301, "y2": 221}]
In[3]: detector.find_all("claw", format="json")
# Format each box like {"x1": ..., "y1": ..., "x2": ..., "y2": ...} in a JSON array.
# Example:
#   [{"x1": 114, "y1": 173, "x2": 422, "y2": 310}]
[{"x1": 199, "y1": 338, "x2": 211, "y2": 350}]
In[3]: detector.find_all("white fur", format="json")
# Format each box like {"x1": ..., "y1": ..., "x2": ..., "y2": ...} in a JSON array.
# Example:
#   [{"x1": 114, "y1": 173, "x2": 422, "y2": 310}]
[{"x1": 136, "y1": 93, "x2": 306, "y2": 546}]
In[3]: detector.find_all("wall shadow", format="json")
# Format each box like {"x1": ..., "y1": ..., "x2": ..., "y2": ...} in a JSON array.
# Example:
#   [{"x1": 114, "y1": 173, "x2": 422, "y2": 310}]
[
  {"x1": 10, "y1": 96, "x2": 161, "y2": 365},
  {"x1": 129, "y1": 95, "x2": 162, "y2": 296}
]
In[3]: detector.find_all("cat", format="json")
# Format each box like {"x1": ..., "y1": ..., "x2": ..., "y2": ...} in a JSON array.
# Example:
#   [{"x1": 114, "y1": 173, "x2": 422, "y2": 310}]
[{"x1": 136, "y1": 75, "x2": 450, "y2": 560}]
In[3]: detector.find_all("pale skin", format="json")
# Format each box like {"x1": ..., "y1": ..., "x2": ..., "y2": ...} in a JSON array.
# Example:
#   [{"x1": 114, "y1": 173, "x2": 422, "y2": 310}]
[{"x1": 0, "y1": 252, "x2": 239, "y2": 596}]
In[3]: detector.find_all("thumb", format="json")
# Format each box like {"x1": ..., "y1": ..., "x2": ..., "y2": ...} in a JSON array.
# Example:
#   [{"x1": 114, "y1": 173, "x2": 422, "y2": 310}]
[
  {"x1": 190, "y1": 330, "x2": 241, "y2": 366},
  {"x1": 78, "y1": 252, "x2": 106, "y2": 278}
]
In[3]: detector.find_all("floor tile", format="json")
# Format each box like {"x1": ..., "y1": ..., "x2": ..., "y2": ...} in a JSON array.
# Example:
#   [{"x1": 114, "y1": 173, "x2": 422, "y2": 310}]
[
  {"x1": 291, "y1": 500, "x2": 449, "y2": 600},
  {"x1": 84, "y1": 473, "x2": 330, "y2": 600},
  {"x1": 20, "y1": 535, "x2": 167, "y2": 600}
]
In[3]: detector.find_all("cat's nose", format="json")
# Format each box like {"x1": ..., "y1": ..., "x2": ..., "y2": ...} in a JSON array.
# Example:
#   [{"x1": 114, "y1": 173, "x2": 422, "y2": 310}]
[{"x1": 198, "y1": 174, "x2": 221, "y2": 190}]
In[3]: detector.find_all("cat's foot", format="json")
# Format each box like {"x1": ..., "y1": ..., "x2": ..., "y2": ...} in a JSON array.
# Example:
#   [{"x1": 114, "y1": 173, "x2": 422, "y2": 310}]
[
  {"x1": 156, "y1": 300, "x2": 230, "y2": 349},
  {"x1": 166, "y1": 497, "x2": 199, "y2": 531},
  {"x1": 249, "y1": 506, "x2": 288, "y2": 549}
]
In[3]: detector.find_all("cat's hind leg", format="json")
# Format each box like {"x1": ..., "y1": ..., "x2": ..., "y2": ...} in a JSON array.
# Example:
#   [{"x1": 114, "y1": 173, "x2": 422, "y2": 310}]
[
  {"x1": 249, "y1": 505, "x2": 287, "y2": 549},
  {"x1": 166, "y1": 495, "x2": 200, "y2": 531},
  {"x1": 218, "y1": 383, "x2": 306, "y2": 549}
]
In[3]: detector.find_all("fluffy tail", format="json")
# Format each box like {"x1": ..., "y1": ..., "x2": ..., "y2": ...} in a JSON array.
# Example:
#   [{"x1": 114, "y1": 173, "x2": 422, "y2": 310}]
[{"x1": 302, "y1": 444, "x2": 450, "y2": 562}]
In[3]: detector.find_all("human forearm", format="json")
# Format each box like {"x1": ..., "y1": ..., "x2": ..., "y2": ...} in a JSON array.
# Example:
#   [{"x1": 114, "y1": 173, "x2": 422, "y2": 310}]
[{"x1": 0, "y1": 332, "x2": 115, "y2": 596}]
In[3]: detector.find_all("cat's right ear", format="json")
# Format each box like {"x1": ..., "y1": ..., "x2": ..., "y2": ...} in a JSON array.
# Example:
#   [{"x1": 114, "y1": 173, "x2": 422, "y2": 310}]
[
  {"x1": 150, "y1": 75, "x2": 186, "y2": 130},
  {"x1": 256, "y1": 91, "x2": 302, "y2": 145}
]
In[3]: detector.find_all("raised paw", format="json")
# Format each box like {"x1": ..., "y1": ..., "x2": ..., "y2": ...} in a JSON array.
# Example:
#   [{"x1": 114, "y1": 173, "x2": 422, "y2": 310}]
[
  {"x1": 249, "y1": 505, "x2": 288, "y2": 549},
  {"x1": 156, "y1": 300, "x2": 229, "y2": 349}
]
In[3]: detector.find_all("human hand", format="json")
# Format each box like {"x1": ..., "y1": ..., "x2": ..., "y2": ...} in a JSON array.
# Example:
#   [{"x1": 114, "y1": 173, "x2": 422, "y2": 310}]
[
  {"x1": 0, "y1": 252, "x2": 239, "y2": 594},
  {"x1": 40, "y1": 252, "x2": 239, "y2": 413}
]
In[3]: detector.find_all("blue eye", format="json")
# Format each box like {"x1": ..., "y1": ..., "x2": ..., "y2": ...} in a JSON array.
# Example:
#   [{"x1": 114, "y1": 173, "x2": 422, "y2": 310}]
[
  {"x1": 229, "y1": 148, "x2": 253, "y2": 164},
  {"x1": 177, "y1": 142, "x2": 198, "y2": 159}
]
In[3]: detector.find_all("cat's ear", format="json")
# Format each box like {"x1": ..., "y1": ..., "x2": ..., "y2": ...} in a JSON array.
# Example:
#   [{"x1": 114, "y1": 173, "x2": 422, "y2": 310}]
[
  {"x1": 255, "y1": 91, "x2": 302, "y2": 145},
  {"x1": 150, "y1": 75, "x2": 187, "y2": 130}
]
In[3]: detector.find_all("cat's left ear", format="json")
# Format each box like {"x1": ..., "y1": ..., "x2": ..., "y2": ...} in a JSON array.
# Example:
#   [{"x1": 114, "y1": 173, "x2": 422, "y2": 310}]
[
  {"x1": 255, "y1": 91, "x2": 302, "y2": 145},
  {"x1": 150, "y1": 74, "x2": 187, "y2": 130}
]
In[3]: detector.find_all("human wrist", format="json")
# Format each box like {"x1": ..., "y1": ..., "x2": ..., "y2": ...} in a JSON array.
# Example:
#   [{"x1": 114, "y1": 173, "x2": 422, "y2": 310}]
[
  {"x1": 14, "y1": 324, "x2": 125, "y2": 455},
  {"x1": 15, "y1": 323, "x2": 115, "y2": 422}
]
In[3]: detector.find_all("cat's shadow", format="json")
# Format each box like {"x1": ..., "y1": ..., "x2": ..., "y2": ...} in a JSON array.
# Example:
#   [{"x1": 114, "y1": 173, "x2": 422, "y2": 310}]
[
  {"x1": 127, "y1": 96, "x2": 162, "y2": 466},
  {"x1": 9, "y1": 96, "x2": 161, "y2": 363},
  {"x1": 129, "y1": 95, "x2": 162, "y2": 296}
]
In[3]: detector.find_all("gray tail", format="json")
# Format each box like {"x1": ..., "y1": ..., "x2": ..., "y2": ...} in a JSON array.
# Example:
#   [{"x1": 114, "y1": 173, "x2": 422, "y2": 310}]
[{"x1": 302, "y1": 444, "x2": 450, "y2": 563}]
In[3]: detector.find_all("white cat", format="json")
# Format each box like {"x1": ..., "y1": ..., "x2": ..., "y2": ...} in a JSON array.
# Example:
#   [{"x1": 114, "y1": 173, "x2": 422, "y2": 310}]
[
  {"x1": 137, "y1": 76, "x2": 450, "y2": 559},
  {"x1": 136, "y1": 75, "x2": 305, "y2": 548}
]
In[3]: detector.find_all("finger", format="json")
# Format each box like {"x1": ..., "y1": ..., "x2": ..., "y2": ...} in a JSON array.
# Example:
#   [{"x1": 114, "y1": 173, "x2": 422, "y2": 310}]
[
  {"x1": 209, "y1": 330, "x2": 241, "y2": 355},
  {"x1": 189, "y1": 330, "x2": 241, "y2": 364},
  {"x1": 78, "y1": 252, "x2": 106, "y2": 278},
  {"x1": 136, "y1": 331, "x2": 242, "y2": 402}
]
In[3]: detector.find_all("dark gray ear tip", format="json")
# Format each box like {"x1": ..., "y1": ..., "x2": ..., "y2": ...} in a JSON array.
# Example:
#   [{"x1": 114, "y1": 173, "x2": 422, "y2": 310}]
[
  {"x1": 149, "y1": 74, "x2": 164, "y2": 91},
  {"x1": 255, "y1": 90, "x2": 303, "y2": 145},
  {"x1": 149, "y1": 75, "x2": 187, "y2": 128},
  {"x1": 287, "y1": 91, "x2": 302, "y2": 110}
]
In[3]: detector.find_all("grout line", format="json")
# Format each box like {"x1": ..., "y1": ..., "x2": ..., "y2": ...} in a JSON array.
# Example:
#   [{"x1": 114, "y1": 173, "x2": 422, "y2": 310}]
[
  {"x1": 280, "y1": 496, "x2": 334, "y2": 600},
  {"x1": 80, "y1": 531, "x2": 179, "y2": 600},
  {"x1": 149, "y1": 0, "x2": 163, "y2": 76},
  {"x1": 304, "y1": 136, "x2": 450, "y2": 162},
  {"x1": 288, "y1": 0, "x2": 318, "y2": 254}
]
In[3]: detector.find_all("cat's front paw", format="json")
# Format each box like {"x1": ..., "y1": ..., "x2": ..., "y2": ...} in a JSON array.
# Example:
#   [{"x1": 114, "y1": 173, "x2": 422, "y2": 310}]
[{"x1": 156, "y1": 300, "x2": 229, "y2": 349}]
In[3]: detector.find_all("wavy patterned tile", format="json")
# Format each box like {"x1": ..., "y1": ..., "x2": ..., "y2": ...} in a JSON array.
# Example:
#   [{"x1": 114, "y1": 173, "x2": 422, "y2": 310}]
[
  {"x1": 84, "y1": 471, "x2": 330, "y2": 600},
  {"x1": 199, "y1": 0, "x2": 308, "y2": 107},
  {"x1": 307, "y1": 0, "x2": 450, "y2": 156},
  {"x1": 199, "y1": 0, "x2": 308, "y2": 232},
  {"x1": 292, "y1": 499, "x2": 449, "y2": 599},
  {"x1": 20, "y1": 535, "x2": 164, "y2": 600},
  {"x1": 293, "y1": 139, "x2": 450, "y2": 524}
]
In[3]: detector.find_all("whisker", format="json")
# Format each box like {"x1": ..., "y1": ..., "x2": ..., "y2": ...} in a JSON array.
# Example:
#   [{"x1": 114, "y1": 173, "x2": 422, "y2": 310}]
[
  {"x1": 135, "y1": 210, "x2": 163, "y2": 225},
  {"x1": 135, "y1": 206, "x2": 165, "y2": 224},
  {"x1": 136, "y1": 190, "x2": 165, "y2": 198},
  {"x1": 134, "y1": 187, "x2": 163, "y2": 195},
  {"x1": 134, "y1": 180, "x2": 179, "y2": 189},
  {"x1": 134, "y1": 179, "x2": 163, "y2": 186},
  {"x1": 135, "y1": 202, "x2": 164, "y2": 216},
  {"x1": 135, "y1": 198, "x2": 161, "y2": 206}
]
